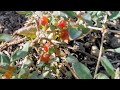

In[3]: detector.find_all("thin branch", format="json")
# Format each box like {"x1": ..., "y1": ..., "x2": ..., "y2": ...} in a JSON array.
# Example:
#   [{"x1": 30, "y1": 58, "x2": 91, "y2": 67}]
[
  {"x1": 93, "y1": 31, "x2": 105, "y2": 79},
  {"x1": 64, "y1": 61, "x2": 79, "y2": 79},
  {"x1": 87, "y1": 26, "x2": 120, "y2": 33},
  {"x1": 0, "y1": 38, "x2": 26, "y2": 51}
]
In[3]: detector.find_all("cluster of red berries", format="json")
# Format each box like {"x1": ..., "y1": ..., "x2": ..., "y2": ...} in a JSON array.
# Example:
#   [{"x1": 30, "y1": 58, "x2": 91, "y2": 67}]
[{"x1": 38, "y1": 16, "x2": 69, "y2": 63}]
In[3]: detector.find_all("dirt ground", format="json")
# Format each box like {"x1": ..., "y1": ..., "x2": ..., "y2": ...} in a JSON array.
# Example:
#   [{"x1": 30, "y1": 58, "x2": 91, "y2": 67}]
[{"x1": 0, "y1": 11, "x2": 27, "y2": 34}]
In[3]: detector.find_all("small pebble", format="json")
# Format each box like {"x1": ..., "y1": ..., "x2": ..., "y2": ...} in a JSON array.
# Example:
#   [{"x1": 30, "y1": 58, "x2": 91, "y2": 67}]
[
  {"x1": 110, "y1": 34, "x2": 120, "y2": 48},
  {"x1": 91, "y1": 46, "x2": 99, "y2": 57}
]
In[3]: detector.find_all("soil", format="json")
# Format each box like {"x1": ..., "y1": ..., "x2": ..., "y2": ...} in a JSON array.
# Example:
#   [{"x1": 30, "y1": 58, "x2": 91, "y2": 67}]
[{"x1": 0, "y1": 11, "x2": 27, "y2": 34}]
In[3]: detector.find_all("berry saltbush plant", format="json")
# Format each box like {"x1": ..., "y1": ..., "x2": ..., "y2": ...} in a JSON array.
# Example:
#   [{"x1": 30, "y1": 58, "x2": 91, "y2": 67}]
[{"x1": 0, "y1": 11, "x2": 120, "y2": 79}]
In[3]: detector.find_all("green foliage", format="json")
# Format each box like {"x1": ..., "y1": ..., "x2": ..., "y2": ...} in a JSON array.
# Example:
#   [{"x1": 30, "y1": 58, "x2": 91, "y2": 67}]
[
  {"x1": 108, "y1": 11, "x2": 120, "y2": 20},
  {"x1": 95, "y1": 73, "x2": 109, "y2": 79},
  {"x1": 0, "y1": 34, "x2": 12, "y2": 42},
  {"x1": 66, "y1": 55, "x2": 92, "y2": 79},
  {"x1": 72, "y1": 62, "x2": 92, "y2": 79},
  {"x1": 101, "y1": 56, "x2": 115, "y2": 78},
  {"x1": 11, "y1": 42, "x2": 30, "y2": 62},
  {"x1": 16, "y1": 11, "x2": 33, "y2": 16},
  {"x1": 0, "y1": 53, "x2": 10, "y2": 66},
  {"x1": 68, "y1": 26, "x2": 82, "y2": 40}
]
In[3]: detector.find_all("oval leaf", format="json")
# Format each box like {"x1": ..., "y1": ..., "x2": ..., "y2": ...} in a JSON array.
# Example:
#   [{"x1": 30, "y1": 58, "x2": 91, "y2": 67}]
[
  {"x1": 0, "y1": 53, "x2": 10, "y2": 66},
  {"x1": 101, "y1": 56, "x2": 115, "y2": 78},
  {"x1": 72, "y1": 62, "x2": 92, "y2": 79},
  {"x1": 11, "y1": 42, "x2": 30, "y2": 62},
  {"x1": 66, "y1": 55, "x2": 78, "y2": 63},
  {"x1": 68, "y1": 27, "x2": 82, "y2": 40},
  {"x1": 48, "y1": 47, "x2": 55, "y2": 54},
  {"x1": 95, "y1": 73, "x2": 109, "y2": 79},
  {"x1": 108, "y1": 11, "x2": 120, "y2": 20},
  {"x1": 15, "y1": 25, "x2": 37, "y2": 38},
  {"x1": 83, "y1": 13, "x2": 91, "y2": 21},
  {"x1": 18, "y1": 68, "x2": 29, "y2": 79},
  {"x1": 106, "y1": 48, "x2": 120, "y2": 53},
  {"x1": 28, "y1": 71, "x2": 39, "y2": 79},
  {"x1": 62, "y1": 11, "x2": 77, "y2": 18},
  {"x1": 0, "y1": 34, "x2": 12, "y2": 42},
  {"x1": 16, "y1": 11, "x2": 33, "y2": 16}
]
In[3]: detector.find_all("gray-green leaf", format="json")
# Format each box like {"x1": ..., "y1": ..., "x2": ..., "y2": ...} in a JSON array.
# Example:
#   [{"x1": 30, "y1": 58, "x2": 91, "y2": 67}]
[
  {"x1": 95, "y1": 73, "x2": 109, "y2": 79},
  {"x1": 72, "y1": 62, "x2": 92, "y2": 79},
  {"x1": 108, "y1": 11, "x2": 120, "y2": 20},
  {"x1": 62, "y1": 11, "x2": 77, "y2": 18},
  {"x1": 18, "y1": 68, "x2": 29, "y2": 79},
  {"x1": 11, "y1": 42, "x2": 30, "y2": 62},
  {"x1": 106, "y1": 48, "x2": 120, "y2": 53},
  {"x1": 16, "y1": 11, "x2": 33, "y2": 16},
  {"x1": 101, "y1": 56, "x2": 115, "y2": 78},
  {"x1": 0, "y1": 34, "x2": 12, "y2": 42},
  {"x1": 28, "y1": 71, "x2": 39, "y2": 79},
  {"x1": 68, "y1": 27, "x2": 82, "y2": 40},
  {"x1": 66, "y1": 55, "x2": 78, "y2": 63},
  {"x1": 0, "y1": 52, "x2": 10, "y2": 66}
]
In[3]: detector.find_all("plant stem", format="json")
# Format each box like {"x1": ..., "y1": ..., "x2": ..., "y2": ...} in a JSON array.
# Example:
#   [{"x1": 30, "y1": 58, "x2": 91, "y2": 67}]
[
  {"x1": 93, "y1": 32, "x2": 105, "y2": 79},
  {"x1": 87, "y1": 26, "x2": 120, "y2": 33},
  {"x1": 65, "y1": 62, "x2": 79, "y2": 79},
  {"x1": 62, "y1": 58, "x2": 79, "y2": 79}
]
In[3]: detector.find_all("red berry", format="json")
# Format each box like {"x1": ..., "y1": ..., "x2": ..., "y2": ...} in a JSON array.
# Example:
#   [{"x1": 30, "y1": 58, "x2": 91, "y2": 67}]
[
  {"x1": 40, "y1": 16, "x2": 48, "y2": 26},
  {"x1": 41, "y1": 54, "x2": 50, "y2": 63},
  {"x1": 44, "y1": 42, "x2": 51, "y2": 52},
  {"x1": 57, "y1": 19, "x2": 66, "y2": 28},
  {"x1": 60, "y1": 30, "x2": 69, "y2": 39},
  {"x1": 60, "y1": 30, "x2": 69, "y2": 43}
]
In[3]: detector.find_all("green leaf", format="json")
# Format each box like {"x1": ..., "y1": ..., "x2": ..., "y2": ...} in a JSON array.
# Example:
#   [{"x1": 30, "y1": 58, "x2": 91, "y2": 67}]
[
  {"x1": 0, "y1": 34, "x2": 12, "y2": 42},
  {"x1": 18, "y1": 68, "x2": 29, "y2": 79},
  {"x1": 0, "y1": 53, "x2": 10, "y2": 66},
  {"x1": 15, "y1": 26, "x2": 37, "y2": 39},
  {"x1": 28, "y1": 71, "x2": 39, "y2": 79},
  {"x1": 65, "y1": 71, "x2": 72, "y2": 77},
  {"x1": 11, "y1": 42, "x2": 30, "y2": 62},
  {"x1": 72, "y1": 62, "x2": 92, "y2": 79},
  {"x1": 105, "y1": 48, "x2": 120, "y2": 53},
  {"x1": 95, "y1": 73, "x2": 109, "y2": 79},
  {"x1": 24, "y1": 59, "x2": 33, "y2": 66},
  {"x1": 101, "y1": 56, "x2": 115, "y2": 78},
  {"x1": 55, "y1": 57, "x2": 60, "y2": 62},
  {"x1": 78, "y1": 21, "x2": 91, "y2": 31},
  {"x1": 16, "y1": 11, "x2": 33, "y2": 16},
  {"x1": 83, "y1": 13, "x2": 91, "y2": 21},
  {"x1": 82, "y1": 28, "x2": 90, "y2": 34},
  {"x1": 36, "y1": 61, "x2": 45, "y2": 68},
  {"x1": 66, "y1": 55, "x2": 78, "y2": 63},
  {"x1": 48, "y1": 47, "x2": 55, "y2": 54},
  {"x1": 21, "y1": 58, "x2": 33, "y2": 69},
  {"x1": 97, "y1": 11, "x2": 102, "y2": 16},
  {"x1": 62, "y1": 11, "x2": 77, "y2": 18},
  {"x1": 108, "y1": 11, "x2": 120, "y2": 20},
  {"x1": 68, "y1": 27, "x2": 82, "y2": 40},
  {"x1": 52, "y1": 11, "x2": 67, "y2": 18},
  {"x1": 91, "y1": 11, "x2": 97, "y2": 16},
  {"x1": 40, "y1": 71, "x2": 49, "y2": 78},
  {"x1": 50, "y1": 24, "x2": 57, "y2": 30}
]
